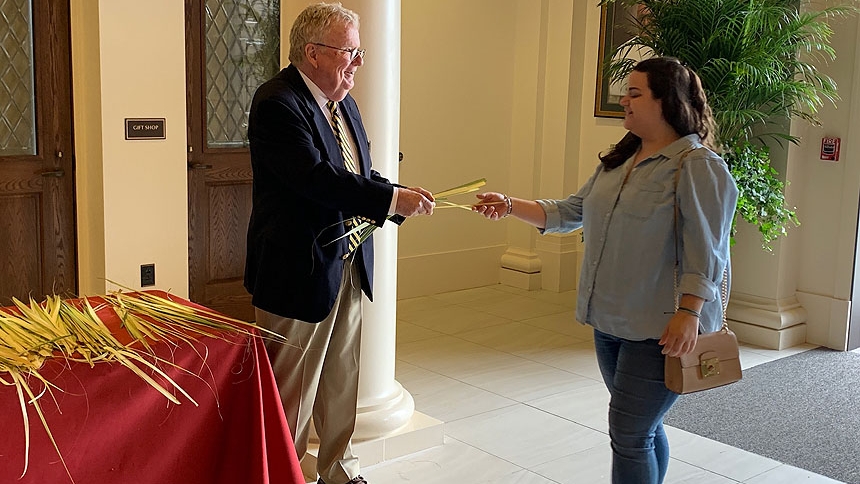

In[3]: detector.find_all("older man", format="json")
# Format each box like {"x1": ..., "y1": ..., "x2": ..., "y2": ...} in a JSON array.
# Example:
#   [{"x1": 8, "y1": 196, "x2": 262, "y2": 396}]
[{"x1": 244, "y1": 3, "x2": 434, "y2": 484}]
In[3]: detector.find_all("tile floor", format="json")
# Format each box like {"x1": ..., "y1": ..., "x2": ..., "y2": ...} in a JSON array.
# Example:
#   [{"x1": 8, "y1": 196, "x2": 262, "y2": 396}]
[{"x1": 360, "y1": 284, "x2": 839, "y2": 484}]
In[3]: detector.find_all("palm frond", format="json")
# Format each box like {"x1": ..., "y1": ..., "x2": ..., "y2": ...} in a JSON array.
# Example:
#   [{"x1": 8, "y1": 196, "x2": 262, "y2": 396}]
[
  {"x1": 0, "y1": 289, "x2": 286, "y2": 482},
  {"x1": 322, "y1": 178, "x2": 488, "y2": 252}
]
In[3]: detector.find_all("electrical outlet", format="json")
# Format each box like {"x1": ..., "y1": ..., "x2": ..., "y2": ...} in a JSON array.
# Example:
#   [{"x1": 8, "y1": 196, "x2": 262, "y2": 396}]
[{"x1": 140, "y1": 264, "x2": 155, "y2": 287}]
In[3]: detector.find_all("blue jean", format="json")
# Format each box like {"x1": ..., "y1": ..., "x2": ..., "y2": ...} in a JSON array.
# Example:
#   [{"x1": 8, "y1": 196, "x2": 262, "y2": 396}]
[{"x1": 593, "y1": 329, "x2": 680, "y2": 484}]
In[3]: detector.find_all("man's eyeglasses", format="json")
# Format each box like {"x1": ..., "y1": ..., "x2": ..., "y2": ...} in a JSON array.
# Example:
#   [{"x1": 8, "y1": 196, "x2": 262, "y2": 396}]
[{"x1": 312, "y1": 43, "x2": 366, "y2": 62}]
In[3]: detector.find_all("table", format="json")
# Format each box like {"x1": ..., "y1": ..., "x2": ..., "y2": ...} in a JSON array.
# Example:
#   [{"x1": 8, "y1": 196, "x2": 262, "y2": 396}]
[{"x1": 0, "y1": 292, "x2": 305, "y2": 484}]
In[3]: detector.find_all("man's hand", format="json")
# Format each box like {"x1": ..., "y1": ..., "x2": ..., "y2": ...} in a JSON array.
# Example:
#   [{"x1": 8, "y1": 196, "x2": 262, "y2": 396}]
[{"x1": 395, "y1": 187, "x2": 435, "y2": 217}]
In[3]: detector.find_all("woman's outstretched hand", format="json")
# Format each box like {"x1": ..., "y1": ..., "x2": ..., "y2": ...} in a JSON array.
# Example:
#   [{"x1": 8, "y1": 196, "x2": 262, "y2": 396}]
[{"x1": 472, "y1": 192, "x2": 508, "y2": 220}]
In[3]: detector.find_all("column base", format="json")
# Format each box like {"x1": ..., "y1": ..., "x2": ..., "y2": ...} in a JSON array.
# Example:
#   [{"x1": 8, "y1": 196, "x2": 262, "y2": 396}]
[
  {"x1": 499, "y1": 247, "x2": 542, "y2": 290},
  {"x1": 726, "y1": 292, "x2": 808, "y2": 350},
  {"x1": 353, "y1": 381, "x2": 415, "y2": 441},
  {"x1": 499, "y1": 267, "x2": 542, "y2": 290},
  {"x1": 728, "y1": 319, "x2": 807, "y2": 350},
  {"x1": 300, "y1": 411, "x2": 444, "y2": 482},
  {"x1": 535, "y1": 232, "x2": 582, "y2": 292}
]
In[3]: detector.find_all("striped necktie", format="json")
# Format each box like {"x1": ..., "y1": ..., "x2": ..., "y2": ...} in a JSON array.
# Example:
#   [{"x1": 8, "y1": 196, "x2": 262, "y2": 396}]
[{"x1": 327, "y1": 100, "x2": 362, "y2": 254}]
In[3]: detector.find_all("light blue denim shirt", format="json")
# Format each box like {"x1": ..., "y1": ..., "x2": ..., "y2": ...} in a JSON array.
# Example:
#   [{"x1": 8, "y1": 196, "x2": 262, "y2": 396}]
[{"x1": 537, "y1": 135, "x2": 739, "y2": 340}]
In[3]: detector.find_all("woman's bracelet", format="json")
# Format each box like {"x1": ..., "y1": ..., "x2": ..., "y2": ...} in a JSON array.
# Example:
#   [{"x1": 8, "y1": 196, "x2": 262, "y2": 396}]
[
  {"x1": 502, "y1": 194, "x2": 513, "y2": 218},
  {"x1": 676, "y1": 306, "x2": 701, "y2": 319}
]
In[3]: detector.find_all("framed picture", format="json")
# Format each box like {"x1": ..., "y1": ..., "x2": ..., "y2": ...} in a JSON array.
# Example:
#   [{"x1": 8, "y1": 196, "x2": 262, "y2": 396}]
[{"x1": 594, "y1": 4, "x2": 642, "y2": 118}]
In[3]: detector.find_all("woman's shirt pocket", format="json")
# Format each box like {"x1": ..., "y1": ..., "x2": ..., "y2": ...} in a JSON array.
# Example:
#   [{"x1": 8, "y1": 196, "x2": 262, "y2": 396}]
[{"x1": 617, "y1": 179, "x2": 672, "y2": 219}]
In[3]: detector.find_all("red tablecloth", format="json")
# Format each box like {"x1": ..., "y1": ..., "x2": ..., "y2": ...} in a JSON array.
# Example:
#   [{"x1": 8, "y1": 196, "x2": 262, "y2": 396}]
[{"x1": 0, "y1": 292, "x2": 305, "y2": 484}]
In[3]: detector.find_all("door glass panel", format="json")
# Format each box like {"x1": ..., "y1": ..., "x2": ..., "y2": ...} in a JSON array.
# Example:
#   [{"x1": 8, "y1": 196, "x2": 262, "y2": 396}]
[
  {"x1": 0, "y1": 0, "x2": 36, "y2": 156},
  {"x1": 204, "y1": 0, "x2": 280, "y2": 149}
]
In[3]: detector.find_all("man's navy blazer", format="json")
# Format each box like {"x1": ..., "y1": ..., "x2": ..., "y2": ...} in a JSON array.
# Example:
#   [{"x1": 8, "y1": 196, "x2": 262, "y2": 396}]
[{"x1": 244, "y1": 64, "x2": 398, "y2": 323}]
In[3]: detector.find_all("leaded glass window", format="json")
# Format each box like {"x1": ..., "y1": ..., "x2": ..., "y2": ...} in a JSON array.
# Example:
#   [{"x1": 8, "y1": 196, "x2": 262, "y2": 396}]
[
  {"x1": 205, "y1": 0, "x2": 280, "y2": 149},
  {"x1": 0, "y1": 0, "x2": 37, "y2": 156}
]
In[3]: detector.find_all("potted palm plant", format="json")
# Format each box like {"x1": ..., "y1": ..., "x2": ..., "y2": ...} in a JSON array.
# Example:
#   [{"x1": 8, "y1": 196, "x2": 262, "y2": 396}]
[{"x1": 599, "y1": 0, "x2": 856, "y2": 249}]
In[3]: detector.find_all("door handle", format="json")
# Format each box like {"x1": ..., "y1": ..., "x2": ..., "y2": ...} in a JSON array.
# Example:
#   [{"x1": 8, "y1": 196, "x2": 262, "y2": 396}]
[
  {"x1": 188, "y1": 162, "x2": 213, "y2": 170},
  {"x1": 40, "y1": 169, "x2": 65, "y2": 177}
]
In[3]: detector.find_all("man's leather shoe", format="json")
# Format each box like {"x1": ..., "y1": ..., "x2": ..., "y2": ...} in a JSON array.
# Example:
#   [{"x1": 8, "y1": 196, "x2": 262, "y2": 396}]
[{"x1": 317, "y1": 476, "x2": 367, "y2": 484}]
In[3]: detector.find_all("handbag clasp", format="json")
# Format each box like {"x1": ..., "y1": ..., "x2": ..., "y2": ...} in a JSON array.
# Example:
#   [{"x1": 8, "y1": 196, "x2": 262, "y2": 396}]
[{"x1": 701, "y1": 357, "x2": 721, "y2": 378}]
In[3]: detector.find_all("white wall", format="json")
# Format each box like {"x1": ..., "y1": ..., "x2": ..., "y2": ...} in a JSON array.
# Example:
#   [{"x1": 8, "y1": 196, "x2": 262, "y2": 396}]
[
  {"x1": 72, "y1": 0, "x2": 189, "y2": 297},
  {"x1": 396, "y1": 0, "x2": 519, "y2": 297},
  {"x1": 396, "y1": 0, "x2": 627, "y2": 298},
  {"x1": 795, "y1": 14, "x2": 860, "y2": 348}
]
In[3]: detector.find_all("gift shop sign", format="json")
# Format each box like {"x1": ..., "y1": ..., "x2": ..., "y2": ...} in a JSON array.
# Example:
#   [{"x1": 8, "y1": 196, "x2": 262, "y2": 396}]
[{"x1": 125, "y1": 118, "x2": 166, "y2": 140}]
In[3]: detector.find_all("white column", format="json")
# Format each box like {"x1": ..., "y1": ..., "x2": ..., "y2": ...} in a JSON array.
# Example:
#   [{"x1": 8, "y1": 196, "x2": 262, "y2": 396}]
[
  {"x1": 342, "y1": 0, "x2": 416, "y2": 440},
  {"x1": 502, "y1": 0, "x2": 583, "y2": 293},
  {"x1": 500, "y1": 0, "x2": 545, "y2": 291},
  {"x1": 726, "y1": 129, "x2": 808, "y2": 350}
]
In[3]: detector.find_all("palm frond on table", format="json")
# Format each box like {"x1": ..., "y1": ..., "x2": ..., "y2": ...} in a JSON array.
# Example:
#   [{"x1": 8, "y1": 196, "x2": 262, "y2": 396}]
[{"x1": 0, "y1": 289, "x2": 287, "y2": 483}]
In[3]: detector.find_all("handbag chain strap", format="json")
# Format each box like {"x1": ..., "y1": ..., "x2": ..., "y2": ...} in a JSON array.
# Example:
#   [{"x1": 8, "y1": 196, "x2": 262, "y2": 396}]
[{"x1": 672, "y1": 149, "x2": 729, "y2": 331}]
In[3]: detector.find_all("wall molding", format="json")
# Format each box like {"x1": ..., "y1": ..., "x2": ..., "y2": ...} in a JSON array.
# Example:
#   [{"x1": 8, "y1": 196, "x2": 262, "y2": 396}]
[
  {"x1": 397, "y1": 245, "x2": 507, "y2": 299},
  {"x1": 727, "y1": 291, "x2": 808, "y2": 349}
]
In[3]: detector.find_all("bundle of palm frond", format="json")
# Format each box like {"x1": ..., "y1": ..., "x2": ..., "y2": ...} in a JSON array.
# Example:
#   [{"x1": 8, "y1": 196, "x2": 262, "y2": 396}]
[
  {"x1": 0, "y1": 289, "x2": 286, "y2": 482},
  {"x1": 325, "y1": 178, "x2": 488, "y2": 250},
  {"x1": 433, "y1": 178, "x2": 489, "y2": 210}
]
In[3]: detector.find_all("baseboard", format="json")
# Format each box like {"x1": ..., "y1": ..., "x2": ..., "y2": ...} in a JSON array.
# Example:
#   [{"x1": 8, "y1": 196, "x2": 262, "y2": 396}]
[
  {"x1": 795, "y1": 291, "x2": 850, "y2": 350},
  {"x1": 397, "y1": 245, "x2": 506, "y2": 299}
]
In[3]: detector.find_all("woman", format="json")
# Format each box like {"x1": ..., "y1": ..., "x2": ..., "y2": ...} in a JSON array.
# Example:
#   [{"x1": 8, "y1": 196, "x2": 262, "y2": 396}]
[{"x1": 473, "y1": 57, "x2": 738, "y2": 484}]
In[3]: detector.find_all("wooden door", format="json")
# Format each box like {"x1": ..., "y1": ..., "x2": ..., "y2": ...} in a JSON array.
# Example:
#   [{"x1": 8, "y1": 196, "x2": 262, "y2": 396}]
[
  {"x1": 0, "y1": 0, "x2": 75, "y2": 303},
  {"x1": 185, "y1": 0, "x2": 279, "y2": 320}
]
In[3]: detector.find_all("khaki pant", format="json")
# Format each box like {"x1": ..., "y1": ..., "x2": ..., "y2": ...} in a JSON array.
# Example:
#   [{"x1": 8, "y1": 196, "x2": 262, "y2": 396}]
[{"x1": 257, "y1": 262, "x2": 362, "y2": 484}]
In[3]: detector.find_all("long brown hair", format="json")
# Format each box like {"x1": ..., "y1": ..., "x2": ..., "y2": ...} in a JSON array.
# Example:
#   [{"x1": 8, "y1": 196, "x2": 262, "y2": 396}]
[{"x1": 599, "y1": 57, "x2": 717, "y2": 169}]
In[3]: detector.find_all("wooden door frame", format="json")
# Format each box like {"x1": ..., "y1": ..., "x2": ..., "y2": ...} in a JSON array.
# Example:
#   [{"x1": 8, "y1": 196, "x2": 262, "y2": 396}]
[
  {"x1": 185, "y1": 0, "x2": 258, "y2": 320},
  {"x1": 185, "y1": 0, "x2": 206, "y2": 299},
  {"x1": 37, "y1": 0, "x2": 77, "y2": 297},
  {"x1": 0, "y1": 0, "x2": 76, "y2": 300}
]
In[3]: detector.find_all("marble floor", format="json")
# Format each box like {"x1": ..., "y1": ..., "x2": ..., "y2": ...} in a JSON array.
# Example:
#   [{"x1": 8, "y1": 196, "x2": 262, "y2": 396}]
[{"x1": 360, "y1": 284, "x2": 838, "y2": 484}]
